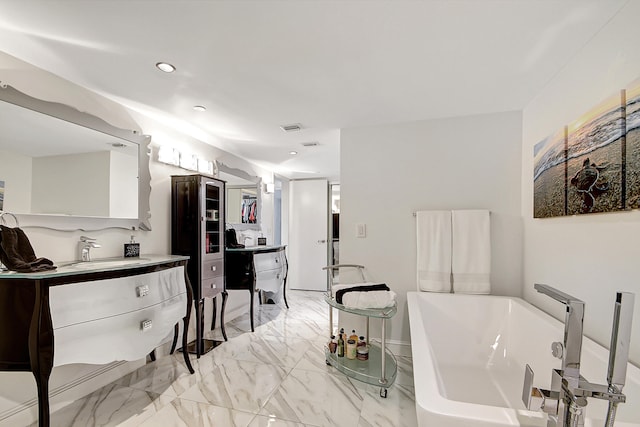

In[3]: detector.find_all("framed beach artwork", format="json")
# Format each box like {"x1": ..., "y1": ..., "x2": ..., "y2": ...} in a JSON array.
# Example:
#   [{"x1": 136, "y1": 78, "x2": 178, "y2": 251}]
[
  {"x1": 534, "y1": 82, "x2": 637, "y2": 218},
  {"x1": 625, "y1": 78, "x2": 640, "y2": 208},
  {"x1": 566, "y1": 92, "x2": 624, "y2": 215},
  {"x1": 533, "y1": 128, "x2": 567, "y2": 218}
]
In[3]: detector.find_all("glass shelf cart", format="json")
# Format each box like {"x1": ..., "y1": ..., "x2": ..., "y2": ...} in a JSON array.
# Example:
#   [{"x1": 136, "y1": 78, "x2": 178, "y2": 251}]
[{"x1": 322, "y1": 264, "x2": 397, "y2": 398}]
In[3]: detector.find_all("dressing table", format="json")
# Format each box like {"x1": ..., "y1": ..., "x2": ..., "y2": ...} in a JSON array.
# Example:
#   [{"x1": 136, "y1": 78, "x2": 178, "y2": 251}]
[
  {"x1": 0, "y1": 255, "x2": 194, "y2": 427},
  {"x1": 225, "y1": 245, "x2": 289, "y2": 332}
]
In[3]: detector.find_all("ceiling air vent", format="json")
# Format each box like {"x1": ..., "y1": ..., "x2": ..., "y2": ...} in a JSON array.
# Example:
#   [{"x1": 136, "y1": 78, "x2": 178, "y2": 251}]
[
  {"x1": 280, "y1": 123, "x2": 302, "y2": 132},
  {"x1": 301, "y1": 142, "x2": 319, "y2": 147}
]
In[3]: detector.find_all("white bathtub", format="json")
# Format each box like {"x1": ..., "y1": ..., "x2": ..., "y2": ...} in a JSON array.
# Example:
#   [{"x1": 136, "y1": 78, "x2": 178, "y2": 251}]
[{"x1": 407, "y1": 292, "x2": 640, "y2": 427}]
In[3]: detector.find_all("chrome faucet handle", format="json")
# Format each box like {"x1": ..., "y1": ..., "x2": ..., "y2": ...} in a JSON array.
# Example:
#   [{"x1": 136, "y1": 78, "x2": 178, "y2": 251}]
[
  {"x1": 534, "y1": 284, "x2": 585, "y2": 385},
  {"x1": 522, "y1": 365, "x2": 559, "y2": 415},
  {"x1": 607, "y1": 292, "x2": 635, "y2": 390},
  {"x1": 79, "y1": 235, "x2": 97, "y2": 242}
]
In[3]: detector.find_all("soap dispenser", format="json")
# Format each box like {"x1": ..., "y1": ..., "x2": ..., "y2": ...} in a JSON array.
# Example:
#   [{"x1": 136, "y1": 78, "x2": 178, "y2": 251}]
[{"x1": 124, "y1": 228, "x2": 140, "y2": 257}]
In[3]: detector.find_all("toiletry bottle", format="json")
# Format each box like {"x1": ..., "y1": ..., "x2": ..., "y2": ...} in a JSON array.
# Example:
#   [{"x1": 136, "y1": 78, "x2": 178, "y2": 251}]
[
  {"x1": 328, "y1": 335, "x2": 337, "y2": 353},
  {"x1": 358, "y1": 336, "x2": 366, "y2": 347},
  {"x1": 337, "y1": 332, "x2": 345, "y2": 357},
  {"x1": 356, "y1": 345, "x2": 369, "y2": 361},
  {"x1": 124, "y1": 229, "x2": 140, "y2": 257},
  {"x1": 346, "y1": 339, "x2": 357, "y2": 359},
  {"x1": 339, "y1": 327, "x2": 346, "y2": 346}
]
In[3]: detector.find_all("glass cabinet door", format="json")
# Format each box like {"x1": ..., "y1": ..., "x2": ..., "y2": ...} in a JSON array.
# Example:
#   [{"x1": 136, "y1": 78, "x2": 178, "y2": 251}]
[{"x1": 204, "y1": 181, "x2": 221, "y2": 254}]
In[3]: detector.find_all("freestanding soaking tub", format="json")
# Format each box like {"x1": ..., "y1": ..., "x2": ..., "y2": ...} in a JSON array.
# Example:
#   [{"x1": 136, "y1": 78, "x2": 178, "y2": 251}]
[{"x1": 407, "y1": 292, "x2": 640, "y2": 427}]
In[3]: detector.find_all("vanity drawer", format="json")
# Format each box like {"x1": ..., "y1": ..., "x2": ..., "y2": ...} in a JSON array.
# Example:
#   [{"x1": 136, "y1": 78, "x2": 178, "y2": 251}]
[
  {"x1": 201, "y1": 276, "x2": 224, "y2": 298},
  {"x1": 254, "y1": 252, "x2": 282, "y2": 272},
  {"x1": 202, "y1": 259, "x2": 223, "y2": 279},
  {"x1": 50, "y1": 267, "x2": 186, "y2": 329},
  {"x1": 256, "y1": 268, "x2": 283, "y2": 293},
  {"x1": 53, "y1": 293, "x2": 186, "y2": 366}
]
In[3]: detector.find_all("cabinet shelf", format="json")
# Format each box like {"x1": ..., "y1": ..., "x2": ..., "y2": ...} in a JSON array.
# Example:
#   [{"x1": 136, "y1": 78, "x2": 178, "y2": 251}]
[{"x1": 325, "y1": 343, "x2": 397, "y2": 388}]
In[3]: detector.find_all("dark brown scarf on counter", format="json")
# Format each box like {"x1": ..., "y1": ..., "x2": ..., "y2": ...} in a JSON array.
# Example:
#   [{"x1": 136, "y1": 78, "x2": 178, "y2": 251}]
[{"x1": 0, "y1": 225, "x2": 56, "y2": 273}]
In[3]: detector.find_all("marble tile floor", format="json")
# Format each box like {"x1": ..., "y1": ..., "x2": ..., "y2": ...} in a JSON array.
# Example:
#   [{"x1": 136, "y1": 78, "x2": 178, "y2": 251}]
[{"x1": 34, "y1": 290, "x2": 418, "y2": 427}]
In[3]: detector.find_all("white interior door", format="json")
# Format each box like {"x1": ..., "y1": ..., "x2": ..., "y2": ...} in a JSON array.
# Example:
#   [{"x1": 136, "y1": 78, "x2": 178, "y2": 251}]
[{"x1": 288, "y1": 179, "x2": 328, "y2": 291}]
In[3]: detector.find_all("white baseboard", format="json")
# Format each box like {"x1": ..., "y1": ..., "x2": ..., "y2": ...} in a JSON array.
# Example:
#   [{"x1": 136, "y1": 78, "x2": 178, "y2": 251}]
[{"x1": 368, "y1": 338, "x2": 412, "y2": 358}]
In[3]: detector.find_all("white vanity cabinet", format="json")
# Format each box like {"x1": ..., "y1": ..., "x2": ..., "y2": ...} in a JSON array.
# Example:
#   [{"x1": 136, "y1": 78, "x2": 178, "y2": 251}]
[
  {"x1": 0, "y1": 255, "x2": 194, "y2": 427},
  {"x1": 50, "y1": 267, "x2": 187, "y2": 366},
  {"x1": 225, "y1": 245, "x2": 289, "y2": 332},
  {"x1": 253, "y1": 250, "x2": 287, "y2": 294}
]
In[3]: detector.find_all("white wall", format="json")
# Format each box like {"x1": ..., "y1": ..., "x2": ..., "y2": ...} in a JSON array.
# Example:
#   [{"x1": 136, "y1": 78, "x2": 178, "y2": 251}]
[
  {"x1": 340, "y1": 111, "x2": 523, "y2": 347},
  {"x1": 522, "y1": 0, "x2": 640, "y2": 366}
]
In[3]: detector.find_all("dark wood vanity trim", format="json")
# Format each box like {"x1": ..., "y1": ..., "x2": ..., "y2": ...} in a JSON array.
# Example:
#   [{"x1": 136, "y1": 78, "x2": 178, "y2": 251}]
[{"x1": 0, "y1": 259, "x2": 194, "y2": 427}]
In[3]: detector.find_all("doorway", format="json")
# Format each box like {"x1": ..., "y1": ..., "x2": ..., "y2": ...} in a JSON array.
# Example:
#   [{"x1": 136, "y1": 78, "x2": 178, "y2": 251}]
[{"x1": 288, "y1": 179, "x2": 328, "y2": 291}]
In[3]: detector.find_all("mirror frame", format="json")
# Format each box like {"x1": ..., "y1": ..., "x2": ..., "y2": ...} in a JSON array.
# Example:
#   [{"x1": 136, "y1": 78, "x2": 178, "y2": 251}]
[
  {"x1": 0, "y1": 84, "x2": 152, "y2": 231},
  {"x1": 218, "y1": 162, "x2": 262, "y2": 231}
]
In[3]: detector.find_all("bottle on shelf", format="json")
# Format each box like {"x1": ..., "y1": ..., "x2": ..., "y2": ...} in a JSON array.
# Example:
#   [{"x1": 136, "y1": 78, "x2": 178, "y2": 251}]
[
  {"x1": 337, "y1": 331, "x2": 345, "y2": 357},
  {"x1": 358, "y1": 336, "x2": 366, "y2": 347},
  {"x1": 349, "y1": 329, "x2": 358, "y2": 343},
  {"x1": 356, "y1": 345, "x2": 369, "y2": 361},
  {"x1": 328, "y1": 335, "x2": 337, "y2": 353},
  {"x1": 346, "y1": 339, "x2": 357, "y2": 359}
]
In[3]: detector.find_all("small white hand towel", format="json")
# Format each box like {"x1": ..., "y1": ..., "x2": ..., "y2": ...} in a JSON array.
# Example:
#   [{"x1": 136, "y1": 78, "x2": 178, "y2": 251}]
[
  {"x1": 416, "y1": 211, "x2": 452, "y2": 292},
  {"x1": 451, "y1": 210, "x2": 491, "y2": 294},
  {"x1": 331, "y1": 282, "x2": 385, "y2": 297},
  {"x1": 341, "y1": 290, "x2": 397, "y2": 309}
]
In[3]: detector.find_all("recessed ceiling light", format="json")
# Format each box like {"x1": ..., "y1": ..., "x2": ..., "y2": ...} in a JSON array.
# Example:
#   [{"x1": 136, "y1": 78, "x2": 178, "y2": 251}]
[
  {"x1": 193, "y1": 105, "x2": 206, "y2": 112},
  {"x1": 289, "y1": 151, "x2": 298, "y2": 155},
  {"x1": 155, "y1": 62, "x2": 176, "y2": 73}
]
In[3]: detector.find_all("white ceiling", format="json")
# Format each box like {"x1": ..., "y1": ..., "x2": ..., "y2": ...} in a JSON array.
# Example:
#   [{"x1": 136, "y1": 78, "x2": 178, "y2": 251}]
[{"x1": 0, "y1": 0, "x2": 628, "y2": 181}]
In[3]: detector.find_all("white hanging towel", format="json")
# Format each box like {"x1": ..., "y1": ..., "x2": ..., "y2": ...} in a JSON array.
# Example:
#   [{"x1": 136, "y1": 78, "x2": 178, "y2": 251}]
[
  {"x1": 416, "y1": 210, "x2": 452, "y2": 292},
  {"x1": 451, "y1": 210, "x2": 491, "y2": 294}
]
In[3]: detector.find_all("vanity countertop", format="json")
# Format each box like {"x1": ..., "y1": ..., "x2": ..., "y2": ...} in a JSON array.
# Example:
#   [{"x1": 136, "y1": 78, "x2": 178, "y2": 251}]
[
  {"x1": 225, "y1": 245, "x2": 285, "y2": 253},
  {"x1": 0, "y1": 254, "x2": 189, "y2": 279}
]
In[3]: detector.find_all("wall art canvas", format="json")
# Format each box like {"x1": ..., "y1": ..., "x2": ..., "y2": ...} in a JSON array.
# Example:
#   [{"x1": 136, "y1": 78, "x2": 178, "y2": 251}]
[
  {"x1": 534, "y1": 86, "x2": 632, "y2": 218},
  {"x1": 0, "y1": 180, "x2": 4, "y2": 211},
  {"x1": 533, "y1": 128, "x2": 567, "y2": 218},
  {"x1": 566, "y1": 92, "x2": 624, "y2": 215},
  {"x1": 625, "y1": 79, "x2": 640, "y2": 208}
]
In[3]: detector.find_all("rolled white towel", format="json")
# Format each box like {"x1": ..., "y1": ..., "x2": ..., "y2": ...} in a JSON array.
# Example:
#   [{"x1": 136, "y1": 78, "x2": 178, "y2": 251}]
[
  {"x1": 331, "y1": 282, "x2": 387, "y2": 297},
  {"x1": 341, "y1": 290, "x2": 397, "y2": 309}
]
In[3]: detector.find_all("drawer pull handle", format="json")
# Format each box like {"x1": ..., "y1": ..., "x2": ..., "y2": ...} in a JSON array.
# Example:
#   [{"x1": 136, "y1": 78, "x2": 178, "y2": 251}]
[
  {"x1": 275, "y1": 259, "x2": 279, "y2": 263},
  {"x1": 276, "y1": 274, "x2": 280, "y2": 279},
  {"x1": 211, "y1": 266, "x2": 217, "y2": 271},
  {"x1": 136, "y1": 285, "x2": 150, "y2": 297},
  {"x1": 141, "y1": 319, "x2": 153, "y2": 331},
  {"x1": 211, "y1": 283, "x2": 216, "y2": 289}
]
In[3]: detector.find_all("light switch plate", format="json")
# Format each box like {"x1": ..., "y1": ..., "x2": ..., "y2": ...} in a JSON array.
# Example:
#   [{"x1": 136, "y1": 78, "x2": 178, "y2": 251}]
[{"x1": 356, "y1": 223, "x2": 366, "y2": 238}]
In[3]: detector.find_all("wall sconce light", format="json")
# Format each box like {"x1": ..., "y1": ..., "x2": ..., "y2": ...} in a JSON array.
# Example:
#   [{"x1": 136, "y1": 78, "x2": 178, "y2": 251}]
[
  {"x1": 158, "y1": 145, "x2": 180, "y2": 166},
  {"x1": 264, "y1": 183, "x2": 275, "y2": 194},
  {"x1": 179, "y1": 151, "x2": 198, "y2": 171},
  {"x1": 158, "y1": 145, "x2": 216, "y2": 176},
  {"x1": 197, "y1": 158, "x2": 215, "y2": 175}
]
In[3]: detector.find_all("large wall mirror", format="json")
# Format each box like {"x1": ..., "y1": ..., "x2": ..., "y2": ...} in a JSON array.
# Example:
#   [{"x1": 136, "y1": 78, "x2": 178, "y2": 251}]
[
  {"x1": 0, "y1": 84, "x2": 152, "y2": 230},
  {"x1": 218, "y1": 162, "x2": 261, "y2": 230}
]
